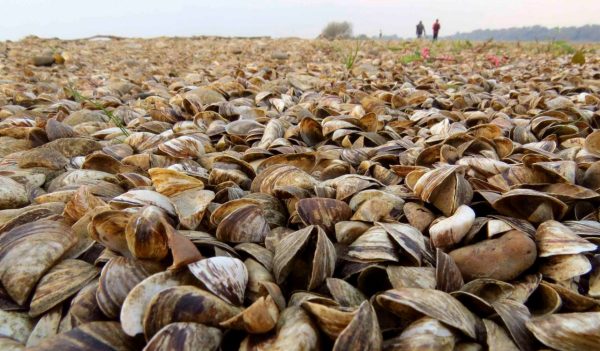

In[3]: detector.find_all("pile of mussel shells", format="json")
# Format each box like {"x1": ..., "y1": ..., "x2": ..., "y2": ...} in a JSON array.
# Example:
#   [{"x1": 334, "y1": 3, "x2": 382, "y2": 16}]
[{"x1": 0, "y1": 37, "x2": 599, "y2": 351}]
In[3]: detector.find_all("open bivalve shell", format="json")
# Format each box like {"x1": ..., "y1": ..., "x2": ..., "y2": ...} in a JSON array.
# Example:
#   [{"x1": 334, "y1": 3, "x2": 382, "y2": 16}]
[
  {"x1": 143, "y1": 285, "x2": 242, "y2": 338},
  {"x1": 492, "y1": 189, "x2": 568, "y2": 224},
  {"x1": 383, "y1": 317, "x2": 457, "y2": 351},
  {"x1": 0, "y1": 220, "x2": 78, "y2": 305},
  {"x1": 96, "y1": 257, "x2": 163, "y2": 319},
  {"x1": 29, "y1": 259, "x2": 99, "y2": 317},
  {"x1": 120, "y1": 270, "x2": 196, "y2": 337},
  {"x1": 535, "y1": 220, "x2": 597, "y2": 257},
  {"x1": 414, "y1": 165, "x2": 473, "y2": 216},
  {"x1": 220, "y1": 295, "x2": 279, "y2": 333},
  {"x1": 526, "y1": 312, "x2": 600, "y2": 351},
  {"x1": 125, "y1": 205, "x2": 170, "y2": 260},
  {"x1": 188, "y1": 256, "x2": 248, "y2": 306},
  {"x1": 377, "y1": 288, "x2": 481, "y2": 340},
  {"x1": 273, "y1": 225, "x2": 336, "y2": 291},
  {"x1": 144, "y1": 322, "x2": 223, "y2": 351}
]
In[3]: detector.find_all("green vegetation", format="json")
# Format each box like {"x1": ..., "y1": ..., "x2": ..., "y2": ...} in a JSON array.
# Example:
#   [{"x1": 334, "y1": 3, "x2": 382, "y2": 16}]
[
  {"x1": 451, "y1": 40, "x2": 473, "y2": 54},
  {"x1": 342, "y1": 40, "x2": 362, "y2": 70},
  {"x1": 571, "y1": 50, "x2": 586, "y2": 65},
  {"x1": 400, "y1": 51, "x2": 422, "y2": 65},
  {"x1": 547, "y1": 40, "x2": 576, "y2": 55},
  {"x1": 66, "y1": 85, "x2": 130, "y2": 137}
]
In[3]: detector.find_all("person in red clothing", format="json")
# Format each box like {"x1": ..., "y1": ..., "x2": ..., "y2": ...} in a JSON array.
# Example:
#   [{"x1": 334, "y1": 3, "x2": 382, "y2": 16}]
[{"x1": 433, "y1": 19, "x2": 441, "y2": 41}]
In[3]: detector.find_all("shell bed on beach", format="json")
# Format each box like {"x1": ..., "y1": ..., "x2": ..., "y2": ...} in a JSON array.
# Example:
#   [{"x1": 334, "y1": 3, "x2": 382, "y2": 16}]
[{"x1": 0, "y1": 35, "x2": 599, "y2": 350}]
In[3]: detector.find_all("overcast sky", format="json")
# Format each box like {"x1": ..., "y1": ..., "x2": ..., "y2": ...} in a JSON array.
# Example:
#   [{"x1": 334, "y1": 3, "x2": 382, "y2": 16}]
[{"x1": 1, "y1": 0, "x2": 598, "y2": 40}]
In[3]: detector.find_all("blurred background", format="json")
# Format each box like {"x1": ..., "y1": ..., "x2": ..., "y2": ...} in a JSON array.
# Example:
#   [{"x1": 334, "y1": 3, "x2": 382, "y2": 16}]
[{"x1": 1, "y1": 0, "x2": 599, "y2": 41}]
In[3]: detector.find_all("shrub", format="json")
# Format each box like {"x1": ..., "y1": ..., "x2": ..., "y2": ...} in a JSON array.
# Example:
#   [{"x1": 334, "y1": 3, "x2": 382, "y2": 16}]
[{"x1": 321, "y1": 21, "x2": 353, "y2": 40}]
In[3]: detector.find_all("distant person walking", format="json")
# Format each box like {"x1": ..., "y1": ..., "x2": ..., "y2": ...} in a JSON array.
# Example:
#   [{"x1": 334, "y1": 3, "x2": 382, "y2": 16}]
[
  {"x1": 432, "y1": 19, "x2": 441, "y2": 41},
  {"x1": 416, "y1": 21, "x2": 426, "y2": 39}
]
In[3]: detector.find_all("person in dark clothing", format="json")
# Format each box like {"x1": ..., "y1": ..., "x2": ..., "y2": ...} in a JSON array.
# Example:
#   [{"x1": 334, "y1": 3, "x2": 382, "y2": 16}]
[
  {"x1": 416, "y1": 21, "x2": 426, "y2": 39},
  {"x1": 432, "y1": 19, "x2": 441, "y2": 41}
]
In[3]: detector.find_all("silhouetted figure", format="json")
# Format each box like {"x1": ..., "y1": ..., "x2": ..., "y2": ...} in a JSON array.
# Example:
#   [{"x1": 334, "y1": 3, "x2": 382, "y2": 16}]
[
  {"x1": 416, "y1": 21, "x2": 426, "y2": 39},
  {"x1": 432, "y1": 19, "x2": 441, "y2": 41},
  {"x1": 379, "y1": 29, "x2": 382, "y2": 39}
]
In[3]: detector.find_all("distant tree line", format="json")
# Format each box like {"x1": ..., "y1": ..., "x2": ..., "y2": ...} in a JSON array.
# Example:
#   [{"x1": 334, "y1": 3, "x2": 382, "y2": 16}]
[
  {"x1": 445, "y1": 25, "x2": 600, "y2": 42},
  {"x1": 320, "y1": 21, "x2": 599, "y2": 42}
]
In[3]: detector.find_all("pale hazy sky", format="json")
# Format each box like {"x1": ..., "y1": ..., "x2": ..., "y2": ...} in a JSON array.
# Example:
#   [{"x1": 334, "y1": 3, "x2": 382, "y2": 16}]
[{"x1": 1, "y1": 0, "x2": 598, "y2": 40}]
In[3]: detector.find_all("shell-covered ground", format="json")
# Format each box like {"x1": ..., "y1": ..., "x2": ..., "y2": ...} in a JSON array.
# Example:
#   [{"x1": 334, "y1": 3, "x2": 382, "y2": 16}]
[{"x1": 0, "y1": 36, "x2": 600, "y2": 350}]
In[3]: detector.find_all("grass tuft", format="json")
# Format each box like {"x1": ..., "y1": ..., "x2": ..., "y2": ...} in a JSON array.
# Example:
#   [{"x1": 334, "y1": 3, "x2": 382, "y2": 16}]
[
  {"x1": 342, "y1": 40, "x2": 362, "y2": 70},
  {"x1": 400, "y1": 51, "x2": 422, "y2": 65},
  {"x1": 66, "y1": 85, "x2": 130, "y2": 137},
  {"x1": 546, "y1": 40, "x2": 576, "y2": 56}
]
